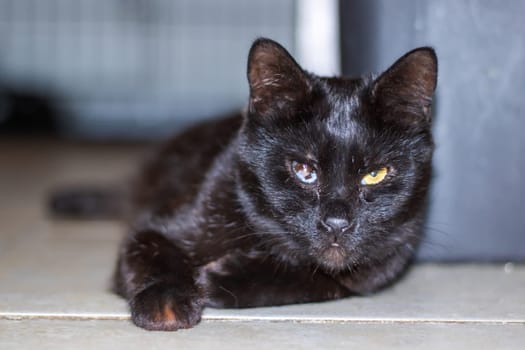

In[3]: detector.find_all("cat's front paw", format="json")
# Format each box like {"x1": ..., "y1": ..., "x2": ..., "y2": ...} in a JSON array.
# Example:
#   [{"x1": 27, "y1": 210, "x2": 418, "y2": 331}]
[{"x1": 129, "y1": 282, "x2": 204, "y2": 331}]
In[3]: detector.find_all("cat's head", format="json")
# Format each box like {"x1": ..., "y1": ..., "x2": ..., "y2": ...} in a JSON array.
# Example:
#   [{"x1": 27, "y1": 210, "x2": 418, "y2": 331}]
[{"x1": 237, "y1": 38, "x2": 437, "y2": 290}]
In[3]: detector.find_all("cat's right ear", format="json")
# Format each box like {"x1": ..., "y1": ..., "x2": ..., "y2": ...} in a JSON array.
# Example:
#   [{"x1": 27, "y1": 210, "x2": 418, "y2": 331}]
[{"x1": 247, "y1": 38, "x2": 311, "y2": 118}]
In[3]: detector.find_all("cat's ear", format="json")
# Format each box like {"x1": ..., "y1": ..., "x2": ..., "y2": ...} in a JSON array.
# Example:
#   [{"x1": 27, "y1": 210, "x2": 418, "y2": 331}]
[
  {"x1": 372, "y1": 47, "x2": 437, "y2": 125},
  {"x1": 247, "y1": 38, "x2": 311, "y2": 117}
]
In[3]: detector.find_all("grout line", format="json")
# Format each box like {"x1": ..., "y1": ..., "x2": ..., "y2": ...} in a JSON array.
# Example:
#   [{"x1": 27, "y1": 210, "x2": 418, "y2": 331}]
[
  {"x1": 1, "y1": 312, "x2": 524, "y2": 326},
  {"x1": 205, "y1": 315, "x2": 525, "y2": 326},
  {"x1": 0, "y1": 312, "x2": 130, "y2": 321}
]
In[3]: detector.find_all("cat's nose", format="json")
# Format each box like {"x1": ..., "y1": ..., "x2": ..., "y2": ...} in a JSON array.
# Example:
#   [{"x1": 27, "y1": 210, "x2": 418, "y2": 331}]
[{"x1": 322, "y1": 216, "x2": 351, "y2": 233}]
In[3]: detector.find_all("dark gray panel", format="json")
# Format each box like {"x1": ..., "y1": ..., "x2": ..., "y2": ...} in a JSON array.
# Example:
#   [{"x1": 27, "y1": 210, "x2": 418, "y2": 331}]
[{"x1": 341, "y1": 0, "x2": 525, "y2": 261}]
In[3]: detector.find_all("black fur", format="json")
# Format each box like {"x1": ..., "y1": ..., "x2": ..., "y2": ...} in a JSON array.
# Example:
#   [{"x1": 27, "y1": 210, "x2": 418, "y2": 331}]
[{"x1": 113, "y1": 38, "x2": 438, "y2": 331}]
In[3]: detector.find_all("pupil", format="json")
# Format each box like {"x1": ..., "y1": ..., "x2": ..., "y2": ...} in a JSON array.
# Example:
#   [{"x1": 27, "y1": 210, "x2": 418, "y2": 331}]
[{"x1": 294, "y1": 163, "x2": 306, "y2": 174}]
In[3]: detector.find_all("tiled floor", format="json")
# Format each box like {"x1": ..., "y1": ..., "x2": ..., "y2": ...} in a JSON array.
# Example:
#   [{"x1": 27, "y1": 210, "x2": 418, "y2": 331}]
[{"x1": 0, "y1": 139, "x2": 524, "y2": 349}]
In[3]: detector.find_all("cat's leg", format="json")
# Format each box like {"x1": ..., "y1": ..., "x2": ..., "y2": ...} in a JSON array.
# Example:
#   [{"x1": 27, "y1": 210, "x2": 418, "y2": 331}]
[
  {"x1": 200, "y1": 254, "x2": 353, "y2": 308},
  {"x1": 114, "y1": 229, "x2": 203, "y2": 331}
]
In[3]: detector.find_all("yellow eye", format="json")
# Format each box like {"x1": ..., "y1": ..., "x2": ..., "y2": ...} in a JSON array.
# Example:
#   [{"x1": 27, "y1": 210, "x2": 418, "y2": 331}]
[{"x1": 361, "y1": 167, "x2": 388, "y2": 186}]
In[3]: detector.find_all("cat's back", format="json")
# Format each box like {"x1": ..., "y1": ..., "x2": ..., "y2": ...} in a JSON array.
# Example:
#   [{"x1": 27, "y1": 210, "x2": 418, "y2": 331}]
[{"x1": 132, "y1": 113, "x2": 243, "y2": 211}]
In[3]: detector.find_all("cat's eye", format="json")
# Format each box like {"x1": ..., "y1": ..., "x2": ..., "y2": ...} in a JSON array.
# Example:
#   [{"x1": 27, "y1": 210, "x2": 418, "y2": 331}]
[
  {"x1": 291, "y1": 161, "x2": 317, "y2": 184},
  {"x1": 361, "y1": 167, "x2": 388, "y2": 186}
]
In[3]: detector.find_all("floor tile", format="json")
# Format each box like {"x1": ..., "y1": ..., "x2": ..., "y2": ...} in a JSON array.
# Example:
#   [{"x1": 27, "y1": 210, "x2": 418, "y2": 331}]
[{"x1": 1, "y1": 319, "x2": 524, "y2": 350}]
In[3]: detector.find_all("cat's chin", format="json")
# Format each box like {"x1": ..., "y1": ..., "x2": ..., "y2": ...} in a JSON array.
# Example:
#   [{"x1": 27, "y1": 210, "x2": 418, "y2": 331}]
[{"x1": 317, "y1": 244, "x2": 349, "y2": 272}]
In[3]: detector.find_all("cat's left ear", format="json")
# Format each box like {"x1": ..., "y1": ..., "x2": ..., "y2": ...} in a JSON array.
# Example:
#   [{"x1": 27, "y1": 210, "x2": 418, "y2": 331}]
[
  {"x1": 247, "y1": 38, "x2": 312, "y2": 118},
  {"x1": 372, "y1": 47, "x2": 437, "y2": 126}
]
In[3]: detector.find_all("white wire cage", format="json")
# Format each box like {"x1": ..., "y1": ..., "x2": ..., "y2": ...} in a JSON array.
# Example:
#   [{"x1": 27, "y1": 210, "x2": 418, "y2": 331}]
[{"x1": 0, "y1": 0, "x2": 304, "y2": 139}]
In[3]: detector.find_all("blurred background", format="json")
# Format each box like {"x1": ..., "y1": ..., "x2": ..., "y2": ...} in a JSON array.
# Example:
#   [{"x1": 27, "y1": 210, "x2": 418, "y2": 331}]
[{"x1": 0, "y1": 0, "x2": 523, "y2": 261}]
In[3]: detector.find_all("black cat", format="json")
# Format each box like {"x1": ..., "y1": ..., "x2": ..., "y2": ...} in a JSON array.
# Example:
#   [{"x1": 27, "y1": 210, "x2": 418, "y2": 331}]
[{"x1": 113, "y1": 38, "x2": 438, "y2": 331}]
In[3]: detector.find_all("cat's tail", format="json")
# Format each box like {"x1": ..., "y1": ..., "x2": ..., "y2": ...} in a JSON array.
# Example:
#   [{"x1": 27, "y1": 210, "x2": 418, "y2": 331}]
[{"x1": 48, "y1": 186, "x2": 126, "y2": 220}]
